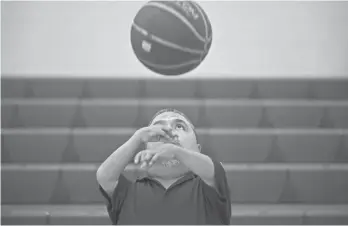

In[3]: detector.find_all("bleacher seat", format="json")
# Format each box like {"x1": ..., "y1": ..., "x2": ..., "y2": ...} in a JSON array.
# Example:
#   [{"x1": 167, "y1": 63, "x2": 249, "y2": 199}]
[
  {"x1": 3, "y1": 100, "x2": 347, "y2": 129},
  {"x1": 1, "y1": 205, "x2": 110, "y2": 225},
  {"x1": 289, "y1": 165, "x2": 348, "y2": 203},
  {"x1": 3, "y1": 163, "x2": 348, "y2": 204},
  {"x1": 226, "y1": 164, "x2": 287, "y2": 203},
  {"x1": 2, "y1": 78, "x2": 348, "y2": 99},
  {"x1": 257, "y1": 80, "x2": 310, "y2": 99},
  {"x1": 1, "y1": 103, "x2": 15, "y2": 128},
  {"x1": 2, "y1": 204, "x2": 348, "y2": 225},
  {"x1": 204, "y1": 102, "x2": 263, "y2": 128},
  {"x1": 30, "y1": 79, "x2": 85, "y2": 98},
  {"x1": 303, "y1": 206, "x2": 348, "y2": 224},
  {"x1": 266, "y1": 105, "x2": 323, "y2": 128},
  {"x1": 85, "y1": 79, "x2": 142, "y2": 99},
  {"x1": 1, "y1": 211, "x2": 49, "y2": 225},
  {"x1": 199, "y1": 79, "x2": 255, "y2": 99},
  {"x1": 344, "y1": 136, "x2": 348, "y2": 159},
  {"x1": 58, "y1": 166, "x2": 103, "y2": 203},
  {"x1": 1, "y1": 129, "x2": 134, "y2": 163},
  {"x1": 329, "y1": 106, "x2": 348, "y2": 128},
  {"x1": 81, "y1": 100, "x2": 140, "y2": 127},
  {"x1": 277, "y1": 133, "x2": 343, "y2": 162},
  {"x1": 1, "y1": 165, "x2": 59, "y2": 204},
  {"x1": 203, "y1": 132, "x2": 273, "y2": 162},
  {"x1": 73, "y1": 129, "x2": 136, "y2": 163},
  {"x1": 48, "y1": 206, "x2": 111, "y2": 225},
  {"x1": 17, "y1": 101, "x2": 77, "y2": 127},
  {"x1": 2, "y1": 131, "x2": 70, "y2": 163},
  {"x1": 3, "y1": 130, "x2": 347, "y2": 163},
  {"x1": 137, "y1": 99, "x2": 202, "y2": 126},
  {"x1": 144, "y1": 79, "x2": 199, "y2": 99},
  {"x1": 1, "y1": 79, "x2": 27, "y2": 98},
  {"x1": 313, "y1": 81, "x2": 348, "y2": 100}
]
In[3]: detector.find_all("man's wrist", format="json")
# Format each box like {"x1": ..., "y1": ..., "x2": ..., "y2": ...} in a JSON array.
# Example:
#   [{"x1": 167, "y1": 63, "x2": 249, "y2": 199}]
[
  {"x1": 173, "y1": 146, "x2": 188, "y2": 161},
  {"x1": 129, "y1": 134, "x2": 142, "y2": 151}
]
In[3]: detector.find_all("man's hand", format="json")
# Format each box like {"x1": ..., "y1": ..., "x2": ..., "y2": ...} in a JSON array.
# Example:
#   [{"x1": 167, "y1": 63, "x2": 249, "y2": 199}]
[
  {"x1": 134, "y1": 143, "x2": 180, "y2": 168},
  {"x1": 149, "y1": 143, "x2": 179, "y2": 165},
  {"x1": 133, "y1": 125, "x2": 172, "y2": 144}
]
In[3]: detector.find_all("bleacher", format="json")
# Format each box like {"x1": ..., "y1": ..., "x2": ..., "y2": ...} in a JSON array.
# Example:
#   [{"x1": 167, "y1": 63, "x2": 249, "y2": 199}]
[{"x1": 2, "y1": 76, "x2": 348, "y2": 224}]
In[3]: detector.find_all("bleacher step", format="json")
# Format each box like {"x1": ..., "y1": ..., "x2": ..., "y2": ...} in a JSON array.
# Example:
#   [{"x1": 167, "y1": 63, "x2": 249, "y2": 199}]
[
  {"x1": 2, "y1": 99, "x2": 348, "y2": 128},
  {"x1": 2, "y1": 128, "x2": 347, "y2": 163},
  {"x1": 2, "y1": 77, "x2": 348, "y2": 99},
  {"x1": 2, "y1": 204, "x2": 348, "y2": 225},
  {"x1": 2, "y1": 163, "x2": 348, "y2": 204}
]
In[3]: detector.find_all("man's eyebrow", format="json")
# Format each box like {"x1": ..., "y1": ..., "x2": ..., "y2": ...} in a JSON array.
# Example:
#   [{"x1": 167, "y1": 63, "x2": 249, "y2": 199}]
[
  {"x1": 152, "y1": 118, "x2": 193, "y2": 128},
  {"x1": 174, "y1": 118, "x2": 189, "y2": 127},
  {"x1": 152, "y1": 120, "x2": 166, "y2": 125}
]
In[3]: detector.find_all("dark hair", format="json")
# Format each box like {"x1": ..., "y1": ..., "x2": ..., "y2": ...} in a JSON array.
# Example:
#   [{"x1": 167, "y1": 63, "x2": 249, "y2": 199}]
[{"x1": 149, "y1": 108, "x2": 198, "y2": 141}]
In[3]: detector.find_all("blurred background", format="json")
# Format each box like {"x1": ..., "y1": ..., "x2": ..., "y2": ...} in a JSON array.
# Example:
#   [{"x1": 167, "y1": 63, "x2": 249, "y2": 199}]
[{"x1": 1, "y1": 1, "x2": 348, "y2": 225}]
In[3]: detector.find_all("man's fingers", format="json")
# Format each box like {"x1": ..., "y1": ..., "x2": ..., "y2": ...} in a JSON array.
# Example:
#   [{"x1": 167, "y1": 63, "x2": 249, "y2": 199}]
[
  {"x1": 140, "y1": 152, "x2": 148, "y2": 162},
  {"x1": 134, "y1": 151, "x2": 151, "y2": 164},
  {"x1": 140, "y1": 160, "x2": 148, "y2": 169},
  {"x1": 152, "y1": 124, "x2": 170, "y2": 132},
  {"x1": 145, "y1": 152, "x2": 153, "y2": 161},
  {"x1": 152, "y1": 126, "x2": 172, "y2": 141},
  {"x1": 135, "y1": 148, "x2": 167, "y2": 167},
  {"x1": 137, "y1": 152, "x2": 148, "y2": 168},
  {"x1": 154, "y1": 130, "x2": 170, "y2": 142},
  {"x1": 134, "y1": 152, "x2": 142, "y2": 164},
  {"x1": 149, "y1": 153, "x2": 160, "y2": 166}
]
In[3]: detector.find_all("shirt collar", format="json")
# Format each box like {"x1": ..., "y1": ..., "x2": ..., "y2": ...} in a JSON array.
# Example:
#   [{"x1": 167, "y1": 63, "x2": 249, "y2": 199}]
[{"x1": 137, "y1": 171, "x2": 196, "y2": 187}]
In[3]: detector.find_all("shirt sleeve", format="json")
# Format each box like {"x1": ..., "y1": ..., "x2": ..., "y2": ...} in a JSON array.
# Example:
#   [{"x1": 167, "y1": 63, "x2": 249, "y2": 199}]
[
  {"x1": 99, "y1": 174, "x2": 131, "y2": 225},
  {"x1": 201, "y1": 160, "x2": 231, "y2": 225}
]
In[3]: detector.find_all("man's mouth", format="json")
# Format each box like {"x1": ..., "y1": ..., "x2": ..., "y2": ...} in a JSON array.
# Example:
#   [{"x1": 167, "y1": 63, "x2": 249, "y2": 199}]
[{"x1": 160, "y1": 137, "x2": 181, "y2": 146}]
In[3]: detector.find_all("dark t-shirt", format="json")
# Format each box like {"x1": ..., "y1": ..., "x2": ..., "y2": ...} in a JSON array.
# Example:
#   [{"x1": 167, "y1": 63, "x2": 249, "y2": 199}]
[{"x1": 99, "y1": 160, "x2": 231, "y2": 225}]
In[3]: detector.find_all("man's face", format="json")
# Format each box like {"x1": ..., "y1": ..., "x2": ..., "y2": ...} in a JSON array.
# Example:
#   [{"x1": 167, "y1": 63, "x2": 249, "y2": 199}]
[{"x1": 146, "y1": 111, "x2": 199, "y2": 152}]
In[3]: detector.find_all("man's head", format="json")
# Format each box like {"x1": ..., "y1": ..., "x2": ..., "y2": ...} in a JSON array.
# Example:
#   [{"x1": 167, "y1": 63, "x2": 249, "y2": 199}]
[{"x1": 146, "y1": 108, "x2": 201, "y2": 152}]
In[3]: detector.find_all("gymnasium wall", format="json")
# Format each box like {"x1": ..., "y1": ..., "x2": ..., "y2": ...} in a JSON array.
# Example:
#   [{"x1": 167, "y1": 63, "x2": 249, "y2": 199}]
[{"x1": 1, "y1": 1, "x2": 348, "y2": 78}]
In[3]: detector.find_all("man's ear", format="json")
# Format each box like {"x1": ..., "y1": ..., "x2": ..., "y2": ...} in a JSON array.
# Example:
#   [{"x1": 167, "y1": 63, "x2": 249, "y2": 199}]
[{"x1": 197, "y1": 144, "x2": 202, "y2": 152}]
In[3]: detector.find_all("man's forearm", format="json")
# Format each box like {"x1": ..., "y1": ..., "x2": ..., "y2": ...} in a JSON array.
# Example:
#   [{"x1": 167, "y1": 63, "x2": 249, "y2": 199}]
[
  {"x1": 174, "y1": 148, "x2": 215, "y2": 187},
  {"x1": 96, "y1": 135, "x2": 140, "y2": 193}
]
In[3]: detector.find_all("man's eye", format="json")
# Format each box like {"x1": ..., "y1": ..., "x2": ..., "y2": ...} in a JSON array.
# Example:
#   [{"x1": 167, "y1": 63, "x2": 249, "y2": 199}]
[{"x1": 176, "y1": 124, "x2": 185, "y2": 130}]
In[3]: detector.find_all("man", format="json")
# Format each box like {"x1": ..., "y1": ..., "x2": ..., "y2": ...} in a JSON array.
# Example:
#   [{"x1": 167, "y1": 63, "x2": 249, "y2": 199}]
[{"x1": 97, "y1": 108, "x2": 231, "y2": 225}]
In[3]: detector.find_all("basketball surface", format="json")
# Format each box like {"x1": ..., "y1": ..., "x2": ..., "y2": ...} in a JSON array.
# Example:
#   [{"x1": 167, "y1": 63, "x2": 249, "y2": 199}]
[{"x1": 131, "y1": 0, "x2": 213, "y2": 76}]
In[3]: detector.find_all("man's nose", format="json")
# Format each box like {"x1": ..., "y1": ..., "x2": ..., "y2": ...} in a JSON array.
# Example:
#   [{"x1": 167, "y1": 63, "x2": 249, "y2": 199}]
[
  {"x1": 169, "y1": 130, "x2": 179, "y2": 140},
  {"x1": 166, "y1": 128, "x2": 174, "y2": 137},
  {"x1": 162, "y1": 122, "x2": 177, "y2": 137},
  {"x1": 163, "y1": 127, "x2": 175, "y2": 138}
]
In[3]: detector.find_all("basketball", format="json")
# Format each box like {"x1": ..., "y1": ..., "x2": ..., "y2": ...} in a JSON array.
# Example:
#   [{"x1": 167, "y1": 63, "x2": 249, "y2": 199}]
[{"x1": 130, "y1": 1, "x2": 213, "y2": 76}]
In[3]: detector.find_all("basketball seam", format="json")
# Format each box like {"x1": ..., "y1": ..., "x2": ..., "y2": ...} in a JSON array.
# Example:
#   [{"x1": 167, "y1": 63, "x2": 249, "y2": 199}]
[
  {"x1": 138, "y1": 57, "x2": 201, "y2": 70},
  {"x1": 191, "y1": 1, "x2": 208, "y2": 41},
  {"x1": 132, "y1": 23, "x2": 204, "y2": 55},
  {"x1": 193, "y1": 3, "x2": 212, "y2": 42},
  {"x1": 144, "y1": 1, "x2": 206, "y2": 43}
]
